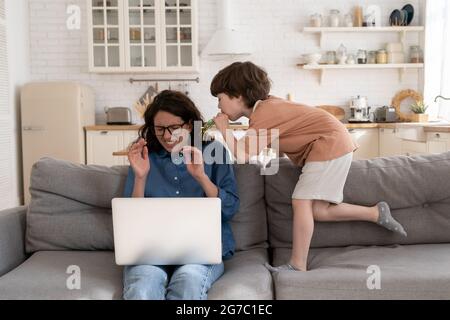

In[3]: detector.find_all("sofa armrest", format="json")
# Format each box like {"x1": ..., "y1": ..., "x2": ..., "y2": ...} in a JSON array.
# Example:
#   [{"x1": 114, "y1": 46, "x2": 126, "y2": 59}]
[{"x1": 0, "y1": 206, "x2": 27, "y2": 277}]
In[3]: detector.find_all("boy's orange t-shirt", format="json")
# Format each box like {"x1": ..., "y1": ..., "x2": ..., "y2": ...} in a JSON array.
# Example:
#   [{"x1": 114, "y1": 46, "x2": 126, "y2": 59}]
[{"x1": 247, "y1": 97, "x2": 358, "y2": 166}]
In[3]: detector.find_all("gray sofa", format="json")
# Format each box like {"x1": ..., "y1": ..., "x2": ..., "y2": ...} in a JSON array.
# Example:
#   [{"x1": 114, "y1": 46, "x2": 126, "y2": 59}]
[{"x1": 1, "y1": 151, "x2": 450, "y2": 300}]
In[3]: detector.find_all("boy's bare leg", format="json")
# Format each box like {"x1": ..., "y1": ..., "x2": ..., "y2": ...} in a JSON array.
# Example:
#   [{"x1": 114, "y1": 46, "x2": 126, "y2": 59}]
[
  {"x1": 312, "y1": 200, "x2": 407, "y2": 236},
  {"x1": 290, "y1": 199, "x2": 314, "y2": 271},
  {"x1": 312, "y1": 201, "x2": 378, "y2": 222},
  {"x1": 265, "y1": 199, "x2": 314, "y2": 272}
]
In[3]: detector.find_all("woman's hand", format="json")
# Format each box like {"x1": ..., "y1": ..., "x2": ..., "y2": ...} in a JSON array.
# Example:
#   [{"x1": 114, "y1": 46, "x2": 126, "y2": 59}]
[
  {"x1": 213, "y1": 113, "x2": 229, "y2": 136},
  {"x1": 182, "y1": 146, "x2": 206, "y2": 181},
  {"x1": 128, "y1": 138, "x2": 150, "y2": 179}
]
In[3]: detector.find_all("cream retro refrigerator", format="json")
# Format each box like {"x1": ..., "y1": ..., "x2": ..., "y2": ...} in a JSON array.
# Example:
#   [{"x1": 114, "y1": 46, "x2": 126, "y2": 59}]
[{"x1": 21, "y1": 82, "x2": 95, "y2": 204}]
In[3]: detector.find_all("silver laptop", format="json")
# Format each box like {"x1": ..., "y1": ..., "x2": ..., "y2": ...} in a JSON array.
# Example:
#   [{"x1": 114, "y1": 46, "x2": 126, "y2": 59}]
[{"x1": 112, "y1": 198, "x2": 222, "y2": 266}]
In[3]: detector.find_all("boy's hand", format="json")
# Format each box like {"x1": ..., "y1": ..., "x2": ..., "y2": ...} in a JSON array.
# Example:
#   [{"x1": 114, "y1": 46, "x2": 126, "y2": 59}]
[{"x1": 213, "y1": 113, "x2": 229, "y2": 135}]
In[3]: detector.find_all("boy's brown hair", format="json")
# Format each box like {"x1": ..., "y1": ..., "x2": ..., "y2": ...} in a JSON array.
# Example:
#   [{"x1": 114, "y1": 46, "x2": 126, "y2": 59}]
[{"x1": 210, "y1": 61, "x2": 271, "y2": 108}]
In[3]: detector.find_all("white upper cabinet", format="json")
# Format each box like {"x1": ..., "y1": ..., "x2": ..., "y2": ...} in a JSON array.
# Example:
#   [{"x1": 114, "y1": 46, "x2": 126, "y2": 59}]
[
  {"x1": 88, "y1": 0, "x2": 198, "y2": 73},
  {"x1": 88, "y1": 0, "x2": 125, "y2": 72}
]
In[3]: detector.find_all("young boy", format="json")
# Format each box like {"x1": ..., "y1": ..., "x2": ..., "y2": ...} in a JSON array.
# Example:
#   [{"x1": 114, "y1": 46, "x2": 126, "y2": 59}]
[{"x1": 210, "y1": 61, "x2": 407, "y2": 272}]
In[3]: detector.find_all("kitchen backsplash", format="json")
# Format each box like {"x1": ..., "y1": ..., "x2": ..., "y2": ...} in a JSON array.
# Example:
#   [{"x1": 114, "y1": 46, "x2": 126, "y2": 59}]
[{"x1": 29, "y1": 0, "x2": 423, "y2": 124}]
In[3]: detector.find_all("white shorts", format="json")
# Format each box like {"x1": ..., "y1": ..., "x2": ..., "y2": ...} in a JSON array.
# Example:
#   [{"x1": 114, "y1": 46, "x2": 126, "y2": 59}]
[{"x1": 292, "y1": 152, "x2": 353, "y2": 204}]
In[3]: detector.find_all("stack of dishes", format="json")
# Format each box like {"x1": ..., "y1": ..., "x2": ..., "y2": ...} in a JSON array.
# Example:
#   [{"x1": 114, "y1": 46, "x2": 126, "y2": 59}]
[{"x1": 389, "y1": 4, "x2": 414, "y2": 26}]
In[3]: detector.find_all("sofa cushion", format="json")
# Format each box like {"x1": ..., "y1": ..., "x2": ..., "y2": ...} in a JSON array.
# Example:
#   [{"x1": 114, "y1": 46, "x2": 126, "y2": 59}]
[
  {"x1": 0, "y1": 249, "x2": 270, "y2": 300},
  {"x1": 272, "y1": 244, "x2": 450, "y2": 299},
  {"x1": 0, "y1": 251, "x2": 123, "y2": 300},
  {"x1": 26, "y1": 157, "x2": 128, "y2": 253},
  {"x1": 230, "y1": 164, "x2": 268, "y2": 251},
  {"x1": 26, "y1": 157, "x2": 268, "y2": 253},
  {"x1": 208, "y1": 248, "x2": 272, "y2": 300},
  {"x1": 266, "y1": 152, "x2": 450, "y2": 248}
]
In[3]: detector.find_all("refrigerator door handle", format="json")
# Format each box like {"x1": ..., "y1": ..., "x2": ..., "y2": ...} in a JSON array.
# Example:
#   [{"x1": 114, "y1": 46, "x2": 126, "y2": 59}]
[{"x1": 23, "y1": 126, "x2": 45, "y2": 131}]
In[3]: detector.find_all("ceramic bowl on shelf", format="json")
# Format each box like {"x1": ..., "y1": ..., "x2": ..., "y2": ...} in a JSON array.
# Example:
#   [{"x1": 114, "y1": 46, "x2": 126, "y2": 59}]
[
  {"x1": 402, "y1": 4, "x2": 414, "y2": 25},
  {"x1": 303, "y1": 53, "x2": 322, "y2": 65}
]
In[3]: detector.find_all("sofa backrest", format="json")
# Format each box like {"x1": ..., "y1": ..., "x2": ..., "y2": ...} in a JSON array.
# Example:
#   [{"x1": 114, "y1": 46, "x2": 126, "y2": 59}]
[
  {"x1": 25, "y1": 157, "x2": 268, "y2": 254},
  {"x1": 266, "y1": 152, "x2": 450, "y2": 249}
]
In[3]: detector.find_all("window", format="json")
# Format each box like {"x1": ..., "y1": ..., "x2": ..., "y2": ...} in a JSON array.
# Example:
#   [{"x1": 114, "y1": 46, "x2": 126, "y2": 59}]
[
  {"x1": 424, "y1": 0, "x2": 450, "y2": 121},
  {"x1": 439, "y1": 2, "x2": 450, "y2": 121}
]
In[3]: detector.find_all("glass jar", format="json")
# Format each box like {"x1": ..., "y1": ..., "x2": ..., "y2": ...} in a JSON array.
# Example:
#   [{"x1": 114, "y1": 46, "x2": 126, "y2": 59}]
[
  {"x1": 344, "y1": 13, "x2": 353, "y2": 27},
  {"x1": 357, "y1": 50, "x2": 367, "y2": 64},
  {"x1": 346, "y1": 53, "x2": 356, "y2": 64},
  {"x1": 310, "y1": 13, "x2": 322, "y2": 27},
  {"x1": 363, "y1": 12, "x2": 376, "y2": 27},
  {"x1": 376, "y1": 49, "x2": 388, "y2": 64},
  {"x1": 329, "y1": 10, "x2": 340, "y2": 27},
  {"x1": 367, "y1": 51, "x2": 377, "y2": 64},
  {"x1": 410, "y1": 46, "x2": 423, "y2": 63},
  {"x1": 326, "y1": 51, "x2": 336, "y2": 64}
]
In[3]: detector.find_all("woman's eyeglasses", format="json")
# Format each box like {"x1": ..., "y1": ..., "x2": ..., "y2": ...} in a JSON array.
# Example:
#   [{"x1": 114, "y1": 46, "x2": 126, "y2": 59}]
[{"x1": 152, "y1": 123, "x2": 186, "y2": 137}]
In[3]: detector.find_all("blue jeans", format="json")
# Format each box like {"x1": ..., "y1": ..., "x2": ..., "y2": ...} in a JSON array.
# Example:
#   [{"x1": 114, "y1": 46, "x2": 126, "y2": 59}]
[{"x1": 123, "y1": 263, "x2": 224, "y2": 300}]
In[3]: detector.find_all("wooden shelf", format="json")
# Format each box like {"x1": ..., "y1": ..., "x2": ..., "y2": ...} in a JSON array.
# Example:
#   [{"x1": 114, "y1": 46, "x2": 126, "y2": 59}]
[{"x1": 298, "y1": 63, "x2": 424, "y2": 84}]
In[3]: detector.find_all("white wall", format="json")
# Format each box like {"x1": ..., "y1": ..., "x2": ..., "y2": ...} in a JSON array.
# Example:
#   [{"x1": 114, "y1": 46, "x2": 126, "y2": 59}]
[
  {"x1": 4, "y1": 0, "x2": 29, "y2": 208},
  {"x1": 28, "y1": 0, "x2": 423, "y2": 124}
]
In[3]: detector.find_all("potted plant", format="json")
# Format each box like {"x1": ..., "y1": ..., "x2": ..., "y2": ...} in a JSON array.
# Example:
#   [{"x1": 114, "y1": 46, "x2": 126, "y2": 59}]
[{"x1": 409, "y1": 100, "x2": 429, "y2": 123}]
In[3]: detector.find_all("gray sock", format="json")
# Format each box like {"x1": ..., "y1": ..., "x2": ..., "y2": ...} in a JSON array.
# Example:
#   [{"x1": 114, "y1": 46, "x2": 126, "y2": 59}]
[
  {"x1": 264, "y1": 262, "x2": 302, "y2": 272},
  {"x1": 376, "y1": 201, "x2": 407, "y2": 237}
]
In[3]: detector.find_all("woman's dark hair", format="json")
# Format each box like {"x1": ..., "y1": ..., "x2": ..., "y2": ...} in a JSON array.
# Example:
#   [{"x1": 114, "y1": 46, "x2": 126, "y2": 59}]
[
  {"x1": 139, "y1": 90, "x2": 204, "y2": 152},
  {"x1": 210, "y1": 61, "x2": 271, "y2": 108}
]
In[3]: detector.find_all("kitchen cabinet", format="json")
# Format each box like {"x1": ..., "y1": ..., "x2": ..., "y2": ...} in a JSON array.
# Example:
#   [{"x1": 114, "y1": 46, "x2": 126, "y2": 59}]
[
  {"x1": 86, "y1": 130, "x2": 139, "y2": 166},
  {"x1": 348, "y1": 128, "x2": 379, "y2": 160},
  {"x1": 427, "y1": 132, "x2": 450, "y2": 154},
  {"x1": 401, "y1": 140, "x2": 428, "y2": 156},
  {"x1": 88, "y1": 0, "x2": 198, "y2": 73},
  {"x1": 379, "y1": 128, "x2": 403, "y2": 157},
  {"x1": 85, "y1": 126, "x2": 450, "y2": 166}
]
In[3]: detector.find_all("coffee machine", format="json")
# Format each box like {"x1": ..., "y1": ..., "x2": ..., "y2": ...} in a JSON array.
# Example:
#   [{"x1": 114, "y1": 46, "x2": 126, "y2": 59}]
[{"x1": 348, "y1": 95, "x2": 371, "y2": 123}]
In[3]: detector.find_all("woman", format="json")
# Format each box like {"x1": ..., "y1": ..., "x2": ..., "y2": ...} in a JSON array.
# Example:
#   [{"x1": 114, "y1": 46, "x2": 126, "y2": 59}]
[{"x1": 122, "y1": 90, "x2": 239, "y2": 300}]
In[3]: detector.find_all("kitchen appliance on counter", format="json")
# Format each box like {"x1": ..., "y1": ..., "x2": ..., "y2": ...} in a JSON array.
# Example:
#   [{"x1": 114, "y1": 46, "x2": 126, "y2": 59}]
[
  {"x1": 348, "y1": 95, "x2": 372, "y2": 123},
  {"x1": 105, "y1": 107, "x2": 133, "y2": 125},
  {"x1": 374, "y1": 106, "x2": 399, "y2": 123}
]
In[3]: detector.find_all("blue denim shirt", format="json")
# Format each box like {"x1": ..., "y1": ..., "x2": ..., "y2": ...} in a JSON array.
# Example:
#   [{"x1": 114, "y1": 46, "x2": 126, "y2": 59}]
[{"x1": 123, "y1": 141, "x2": 240, "y2": 260}]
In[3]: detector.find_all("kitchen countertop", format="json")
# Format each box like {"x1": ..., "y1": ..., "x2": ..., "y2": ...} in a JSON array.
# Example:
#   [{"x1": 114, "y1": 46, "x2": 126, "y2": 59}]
[
  {"x1": 423, "y1": 125, "x2": 450, "y2": 133},
  {"x1": 85, "y1": 122, "x2": 450, "y2": 132},
  {"x1": 84, "y1": 124, "x2": 250, "y2": 131}
]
